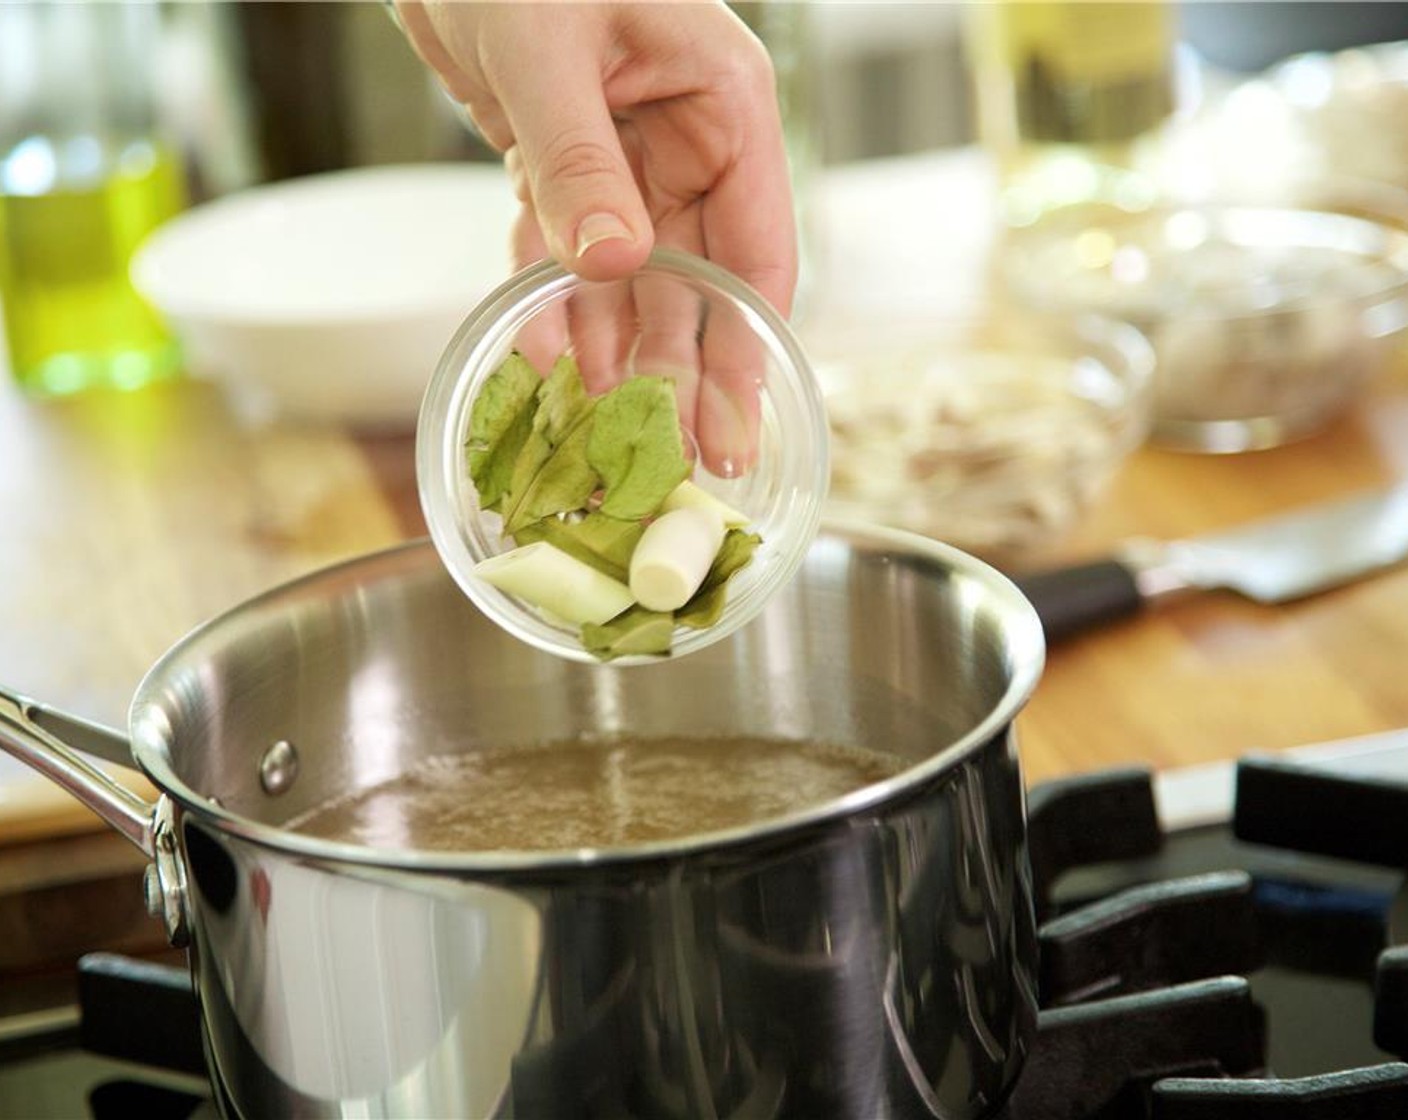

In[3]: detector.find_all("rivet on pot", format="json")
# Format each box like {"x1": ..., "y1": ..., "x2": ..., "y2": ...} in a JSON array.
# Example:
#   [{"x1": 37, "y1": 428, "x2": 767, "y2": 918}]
[
  {"x1": 142, "y1": 863, "x2": 163, "y2": 918},
  {"x1": 259, "y1": 740, "x2": 299, "y2": 795}
]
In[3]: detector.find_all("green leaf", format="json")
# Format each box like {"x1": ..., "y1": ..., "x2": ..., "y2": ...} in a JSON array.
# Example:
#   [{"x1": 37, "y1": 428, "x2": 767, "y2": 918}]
[
  {"x1": 535, "y1": 355, "x2": 592, "y2": 442},
  {"x1": 510, "y1": 520, "x2": 548, "y2": 547},
  {"x1": 516, "y1": 512, "x2": 645, "y2": 584},
  {"x1": 501, "y1": 358, "x2": 601, "y2": 534},
  {"x1": 581, "y1": 606, "x2": 676, "y2": 661},
  {"x1": 587, "y1": 376, "x2": 692, "y2": 521},
  {"x1": 466, "y1": 351, "x2": 541, "y2": 513},
  {"x1": 675, "y1": 530, "x2": 762, "y2": 630}
]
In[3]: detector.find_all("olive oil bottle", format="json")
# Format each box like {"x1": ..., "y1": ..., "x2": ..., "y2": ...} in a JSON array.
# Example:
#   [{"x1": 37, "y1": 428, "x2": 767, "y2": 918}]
[
  {"x1": 0, "y1": 2, "x2": 185, "y2": 396},
  {"x1": 965, "y1": 1, "x2": 1176, "y2": 226},
  {"x1": 0, "y1": 137, "x2": 184, "y2": 394}
]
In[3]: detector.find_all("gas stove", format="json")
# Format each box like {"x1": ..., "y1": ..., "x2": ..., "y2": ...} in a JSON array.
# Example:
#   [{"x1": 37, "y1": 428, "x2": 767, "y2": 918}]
[
  {"x1": 4, "y1": 733, "x2": 1408, "y2": 1119},
  {"x1": 1004, "y1": 728, "x2": 1408, "y2": 1118}
]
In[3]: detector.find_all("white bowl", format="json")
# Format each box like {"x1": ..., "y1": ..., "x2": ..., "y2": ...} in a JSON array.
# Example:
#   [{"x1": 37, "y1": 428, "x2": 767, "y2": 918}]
[{"x1": 131, "y1": 163, "x2": 519, "y2": 428}]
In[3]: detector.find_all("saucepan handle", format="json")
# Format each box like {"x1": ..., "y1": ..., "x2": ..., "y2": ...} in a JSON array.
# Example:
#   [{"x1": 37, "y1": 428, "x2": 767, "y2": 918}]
[{"x1": 0, "y1": 686, "x2": 156, "y2": 858}]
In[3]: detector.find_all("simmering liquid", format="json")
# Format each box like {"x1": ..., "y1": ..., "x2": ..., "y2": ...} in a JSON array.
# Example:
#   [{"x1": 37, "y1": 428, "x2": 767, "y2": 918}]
[{"x1": 284, "y1": 736, "x2": 908, "y2": 852}]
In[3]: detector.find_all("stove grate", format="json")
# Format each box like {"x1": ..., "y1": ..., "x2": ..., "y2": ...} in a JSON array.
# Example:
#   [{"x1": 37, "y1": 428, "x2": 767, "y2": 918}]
[
  {"x1": 45, "y1": 756, "x2": 1408, "y2": 1119},
  {"x1": 1016, "y1": 763, "x2": 1408, "y2": 1119}
]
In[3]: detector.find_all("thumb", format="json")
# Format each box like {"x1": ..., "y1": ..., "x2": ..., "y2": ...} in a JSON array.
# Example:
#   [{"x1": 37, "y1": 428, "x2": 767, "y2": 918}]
[{"x1": 494, "y1": 53, "x2": 653, "y2": 280}]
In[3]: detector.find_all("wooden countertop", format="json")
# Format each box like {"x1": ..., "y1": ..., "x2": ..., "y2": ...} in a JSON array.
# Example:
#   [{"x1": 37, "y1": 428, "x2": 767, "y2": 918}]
[
  {"x1": 1019, "y1": 379, "x2": 1408, "y2": 784},
  {"x1": 4, "y1": 147, "x2": 1408, "y2": 843},
  {"x1": 2, "y1": 363, "x2": 1407, "y2": 842}
]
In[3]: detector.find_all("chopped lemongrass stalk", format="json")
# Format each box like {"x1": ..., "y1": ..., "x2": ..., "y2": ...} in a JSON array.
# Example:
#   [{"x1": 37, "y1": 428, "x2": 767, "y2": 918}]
[
  {"x1": 474, "y1": 542, "x2": 634, "y2": 625},
  {"x1": 659, "y1": 479, "x2": 751, "y2": 528},
  {"x1": 629, "y1": 507, "x2": 727, "y2": 613}
]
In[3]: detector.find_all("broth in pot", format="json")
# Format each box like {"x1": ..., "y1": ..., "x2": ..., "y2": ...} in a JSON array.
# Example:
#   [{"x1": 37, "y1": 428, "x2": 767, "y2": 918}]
[{"x1": 284, "y1": 735, "x2": 909, "y2": 852}]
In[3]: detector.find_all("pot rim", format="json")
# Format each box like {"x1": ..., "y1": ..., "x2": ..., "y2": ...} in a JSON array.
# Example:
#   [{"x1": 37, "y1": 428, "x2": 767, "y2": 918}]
[{"x1": 128, "y1": 520, "x2": 1045, "y2": 873}]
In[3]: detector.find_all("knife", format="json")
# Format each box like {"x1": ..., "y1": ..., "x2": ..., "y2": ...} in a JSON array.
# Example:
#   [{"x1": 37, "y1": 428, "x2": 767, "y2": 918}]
[{"x1": 1014, "y1": 483, "x2": 1408, "y2": 643}]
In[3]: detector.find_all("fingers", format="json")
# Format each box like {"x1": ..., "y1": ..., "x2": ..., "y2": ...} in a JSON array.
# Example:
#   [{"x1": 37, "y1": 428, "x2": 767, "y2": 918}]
[
  {"x1": 628, "y1": 207, "x2": 763, "y2": 478},
  {"x1": 481, "y1": 7, "x2": 653, "y2": 282},
  {"x1": 508, "y1": 155, "x2": 634, "y2": 393},
  {"x1": 629, "y1": 205, "x2": 707, "y2": 448},
  {"x1": 697, "y1": 112, "x2": 786, "y2": 475},
  {"x1": 509, "y1": 206, "x2": 568, "y2": 376},
  {"x1": 697, "y1": 38, "x2": 798, "y2": 320},
  {"x1": 630, "y1": 272, "x2": 704, "y2": 442},
  {"x1": 391, "y1": 1, "x2": 480, "y2": 105},
  {"x1": 690, "y1": 24, "x2": 793, "y2": 474},
  {"x1": 567, "y1": 282, "x2": 635, "y2": 395},
  {"x1": 410, "y1": 0, "x2": 789, "y2": 478},
  {"x1": 699, "y1": 306, "x2": 764, "y2": 478}
]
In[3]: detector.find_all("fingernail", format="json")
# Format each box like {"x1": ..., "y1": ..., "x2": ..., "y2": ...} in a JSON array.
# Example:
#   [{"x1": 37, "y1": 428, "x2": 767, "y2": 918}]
[
  {"x1": 700, "y1": 379, "x2": 757, "y2": 478},
  {"x1": 575, "y1": 212, "x2": 634, "y2": 258}
]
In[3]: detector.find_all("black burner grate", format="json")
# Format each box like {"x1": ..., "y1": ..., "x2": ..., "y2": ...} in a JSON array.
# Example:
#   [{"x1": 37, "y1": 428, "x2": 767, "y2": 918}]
[
  {"x1": 53, "y1": 757, "x2": 1408, "y2": 1119},
  {"x1": 1013, "y1": 764, "x2": 1408, "y2": 1118}
]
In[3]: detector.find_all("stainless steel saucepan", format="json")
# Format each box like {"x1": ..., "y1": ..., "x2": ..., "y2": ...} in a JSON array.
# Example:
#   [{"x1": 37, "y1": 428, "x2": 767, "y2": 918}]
[{"x1": 0, "y1": 522, "x2": 1044, "y2": 1120}]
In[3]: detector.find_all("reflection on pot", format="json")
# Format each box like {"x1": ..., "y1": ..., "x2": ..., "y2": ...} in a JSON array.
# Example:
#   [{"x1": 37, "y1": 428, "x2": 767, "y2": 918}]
[
  {"x1": 185, "y1": 821, "x2": 543, "y2": 1113},
  {"x1": 0, "y1": 526, "x2": 1045, "y2": 1120},
  {"x1": 182, "y1": 725, "x2": 1034, "y2": 1120}
]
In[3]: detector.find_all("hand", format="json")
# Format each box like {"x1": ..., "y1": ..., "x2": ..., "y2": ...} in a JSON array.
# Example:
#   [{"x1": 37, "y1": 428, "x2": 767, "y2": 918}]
[{"x1": 393, "y1": 0, "x2": 796, "y2": 476}]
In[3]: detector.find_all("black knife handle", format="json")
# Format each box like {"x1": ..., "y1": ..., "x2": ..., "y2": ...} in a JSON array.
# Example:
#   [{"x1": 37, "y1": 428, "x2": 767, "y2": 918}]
[{"x1": 1014, "y1": 559, "x2": 1145, "y2": 644}]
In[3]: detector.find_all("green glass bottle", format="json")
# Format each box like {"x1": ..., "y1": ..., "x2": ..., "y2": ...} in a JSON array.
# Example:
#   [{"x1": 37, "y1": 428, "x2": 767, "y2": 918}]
[{"x1": 0, "y1": 2, "x2": 185, "y2": 396}]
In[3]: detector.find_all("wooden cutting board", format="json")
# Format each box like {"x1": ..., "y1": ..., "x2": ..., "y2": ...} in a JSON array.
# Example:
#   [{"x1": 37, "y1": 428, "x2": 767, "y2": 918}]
[{"x1": 0, "y1": 378, "x2": 410, "y2": 846}]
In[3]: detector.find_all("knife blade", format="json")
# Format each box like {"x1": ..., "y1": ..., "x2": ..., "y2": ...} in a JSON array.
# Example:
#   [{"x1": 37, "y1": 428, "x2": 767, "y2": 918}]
[{"x1": 1015, "y1": 483, "x2": 1408, "y2": 643}]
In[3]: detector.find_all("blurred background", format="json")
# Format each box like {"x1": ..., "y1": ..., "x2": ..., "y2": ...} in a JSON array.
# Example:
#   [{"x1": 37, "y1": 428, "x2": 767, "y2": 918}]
[
  {"x1": 9, "y1": 2, "x2": 1408, "y2": 212},
  {"x1": 8, "y1": 1, "x2": 1408, "y2": 556},
  {"x1": 42, "y1": 2, "x2": 1408, "y2": 186}
]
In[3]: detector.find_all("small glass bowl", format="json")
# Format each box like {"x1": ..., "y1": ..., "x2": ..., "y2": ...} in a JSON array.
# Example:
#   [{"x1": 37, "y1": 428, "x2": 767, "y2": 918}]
[
  {"x1": 417, "y1": 248, "x2": 829, "y2": 665},
  {"x1": 812, "y1": 313, "x2": 1154, "y2": 567},
  {"x1": 1000, "y1": 204, "x2": 1408, "y2": 452}
]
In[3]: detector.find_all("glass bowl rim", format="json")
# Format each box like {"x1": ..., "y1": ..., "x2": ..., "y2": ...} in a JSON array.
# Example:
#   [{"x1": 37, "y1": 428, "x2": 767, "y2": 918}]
[
  {"x1": 415, "y1": 247, "x2": 830, "y2": 666},
  {"x1": 1003, "y1": 202, "x2": 1408, "y2": 326}
]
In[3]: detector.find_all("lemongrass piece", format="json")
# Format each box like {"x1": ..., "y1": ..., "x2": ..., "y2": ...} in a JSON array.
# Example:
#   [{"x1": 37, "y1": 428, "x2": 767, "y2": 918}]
[
  {"x1": 474, "y1": 542, "x2": 634, "y2": 625},
  {"x1": 659, "y1": 479, "x2": 751, "y2": 529},
  {"x1": 629, "y1": 507, "x2": 726, "y2": 612}
]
